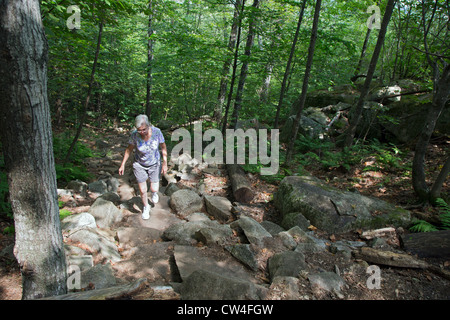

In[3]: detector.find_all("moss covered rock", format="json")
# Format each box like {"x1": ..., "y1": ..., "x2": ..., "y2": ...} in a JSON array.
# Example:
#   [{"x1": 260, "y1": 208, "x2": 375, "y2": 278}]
[{"x1": 274, "y1": 176, "x2": 411, "y2": 234}]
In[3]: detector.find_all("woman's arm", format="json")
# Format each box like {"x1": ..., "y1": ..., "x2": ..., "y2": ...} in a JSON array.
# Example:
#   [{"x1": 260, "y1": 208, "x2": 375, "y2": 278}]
[
  {"x1": 160, "y1": 142, "x2": 168, "y2": 175},
  {"x1": 119, "y1": 144, "x2": 134, "y2": 175}
]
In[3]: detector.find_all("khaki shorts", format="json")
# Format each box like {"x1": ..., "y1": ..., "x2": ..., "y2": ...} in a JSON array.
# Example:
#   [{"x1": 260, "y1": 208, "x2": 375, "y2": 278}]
[{"x1": 133, "y1": 161, "x2": 161, "y2": 184}]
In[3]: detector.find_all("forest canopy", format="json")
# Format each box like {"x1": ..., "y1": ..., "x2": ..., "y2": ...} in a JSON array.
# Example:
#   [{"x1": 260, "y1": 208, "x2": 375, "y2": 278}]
[{"x1": 40, "y1": 0, "x2": 448, "y2": 127}]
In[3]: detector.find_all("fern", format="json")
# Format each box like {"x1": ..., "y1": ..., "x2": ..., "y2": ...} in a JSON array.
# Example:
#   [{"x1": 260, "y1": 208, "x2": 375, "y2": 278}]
[
  {"x1": 409, "y1": 219, "x2": 439, "y2": 233},
  {"x1": 409, "y1": 198, "x2": 450, "y2": 233},
  {"x1": 436, "y1": 198, "x2": 450, "y2": 229}
]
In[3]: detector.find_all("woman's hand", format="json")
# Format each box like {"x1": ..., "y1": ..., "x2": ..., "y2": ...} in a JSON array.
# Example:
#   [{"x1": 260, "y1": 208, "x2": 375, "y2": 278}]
[{"x1": 161, "y1": 161, "x2": 168, "y2": 175}]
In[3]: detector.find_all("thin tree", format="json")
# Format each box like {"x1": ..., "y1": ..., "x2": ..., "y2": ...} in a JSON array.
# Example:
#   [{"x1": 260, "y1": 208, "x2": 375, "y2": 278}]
[
  {"x1": 222, "y1": 0, "x2": 246, "y2": 134},
  {"x1": 215, "y1": 0, "x2": 242, "y2": 123},
  {"x1": 274, "y1": 0, "x2": 307, "y2": 128},
  {"x1": 412, "y1": 0, "x2": 450, "y2": 202},
  {"x1": 146, "y1": 0, "x2": 154, "y2": 119},
  {"x1": 352, "y1": 27, "x2": 371, "y2": 82},
  {"x1": 65, "y1": 19, "x2": 104, "y2": 163},
  {"x1": 0, "y1": 0, "x2": 67, "y2": 299},
  {"x1": 230, "y1": 0, "x2": 261, "y2": 129},
  {"x1": 285, "y1": 0, "x2": 322, "y2": 165},
  {"x1": 343, "y1": 0, "x2": 396, "y2": 147}
]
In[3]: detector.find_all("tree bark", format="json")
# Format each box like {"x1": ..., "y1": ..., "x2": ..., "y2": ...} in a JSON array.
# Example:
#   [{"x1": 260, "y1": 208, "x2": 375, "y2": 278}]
[
  {"x1": 412, "y1": 64, "x2": 450, "y2": 201},
  {"x1": 64, "y1": 20, "x2": 104, "y2": 164},
  {"x1": 215, "y1": 0, "x2": 242, "y2": 123},
  {"x1": 285, "y1": 0, "x2": 322, "y2": 165},
  {"x1": 401, "y1": 230, "x2": 450, "y2": 259},
  {"x1": 0, "y1": 0, "x2": 67, "y2": 299},
  {"x1": 274, "y1": 0, "x2": 307, "y2": 128},
  {"x1": 222, "y1": 0, "x2": 246, "y2": 134},
  {"x1": 411, "y1": 1, "x2": 450, "y2": 202},
  {"x1": 343, "y1": 0, "x2": 396, "y2": 147},
  {"x1": 353, "y1": 27, "x2": 371, "y2": 80},
  {"x1": 227, "y1": 164, "x2": 255, "y2": 203},
  {"x1": 230, "y1": 0, "x2": 261, "y2": 129}
]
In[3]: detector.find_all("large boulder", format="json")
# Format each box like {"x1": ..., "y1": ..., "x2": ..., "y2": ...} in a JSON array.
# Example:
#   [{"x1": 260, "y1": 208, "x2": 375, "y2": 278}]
[
  {"x1": 67, "y1": 228, "x2": 121, "y2": 262},
  {"x1": 204, "y1": 195, "x2": 233, "y2": 222},
  {"x1": 268, "y1": 251, "x2": 307, "y2": 280},
  {"x1": 61, "y1": 212, "x2": 97, "y2": 232},
  {"x1": 274, "y1": 176, "x2": 411, "y2": 233},
  {"x1": 383, "y1": 94, "x2": 450, "y2": 143},
  {"x1": 179, "y1": 269, "x2": 267, "y2": 300},
  {"x1": 162, "y1": 219, "x2": 232, "y2": 246},
  {"x1": 88, "y1": 198, "x2": 123, "y2": 229},
  {"x1": 233, "y1": 216, "x2": 272, "y2": 246},
  {"x1": 169, "y1": 189, "x2": 204, "y2": 217}
]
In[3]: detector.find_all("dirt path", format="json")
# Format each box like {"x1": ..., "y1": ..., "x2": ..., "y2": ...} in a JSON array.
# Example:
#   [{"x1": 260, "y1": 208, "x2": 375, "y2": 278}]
[{"x1": 1, "y1": 126, "x2": 449, "y2": 300}]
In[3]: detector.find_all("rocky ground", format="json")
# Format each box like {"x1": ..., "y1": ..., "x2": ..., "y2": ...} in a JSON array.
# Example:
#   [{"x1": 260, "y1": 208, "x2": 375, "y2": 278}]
[{"x1": 0, "y1": 125, "x2": 449, "y2": 301}]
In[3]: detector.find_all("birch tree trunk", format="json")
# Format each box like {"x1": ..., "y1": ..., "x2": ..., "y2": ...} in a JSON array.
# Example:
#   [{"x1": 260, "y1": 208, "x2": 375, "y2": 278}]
[{"x1": 0, "y1": 0, "x2": 67, "y2": 299}]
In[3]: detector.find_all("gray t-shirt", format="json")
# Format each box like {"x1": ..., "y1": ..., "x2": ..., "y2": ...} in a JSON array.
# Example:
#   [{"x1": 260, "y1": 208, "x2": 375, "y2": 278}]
[{"x1": 128, "y1": 126, "x2": 165, "y2": 166}]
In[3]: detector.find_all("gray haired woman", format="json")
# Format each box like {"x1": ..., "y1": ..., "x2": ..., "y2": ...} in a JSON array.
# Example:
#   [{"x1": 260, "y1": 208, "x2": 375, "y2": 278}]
[{"x1": 119, "y1": 114, "x2": 168, "y2": 219}]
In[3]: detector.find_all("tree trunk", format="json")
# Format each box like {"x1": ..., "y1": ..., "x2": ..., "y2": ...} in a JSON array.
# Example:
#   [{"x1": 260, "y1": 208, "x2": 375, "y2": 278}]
[
  {"x1": 274, "y1": 0, "x2": 307, "y2": 128},
  {"x1": 227, "y1": 164, "x2": 255, "y2": 203},
  {"x1": 412, "y1": 64, "x2": 450, "y2": 202},
  {"x1": 258, "y1": 62, "x2": 273, "y2": 104},
  {"x1": 401, "y1": 230, "x2": 450, "y2": 259},
  {"x1": 0, "y1": 0, "x2": 67, "y2": 299},
  {"x1": 412, "y1": 1, "x2": 450, "y2": 202},
  {"x1": 430, "y1": 155, "x2": 450, "y2": 201},
  {"x1": 222, "y1": 0, "x2": 246, "y2": 134},
  {"x1": 343, "y1": 0, "x2": 396, "y2": 148},
  {"x1": 64, "y1": 20, "x2": 104, "y2": 164},
  {"x1": 230, "y1": 0, "x2": 260, "y2": 129},
  {"x1": 285, "y1": 0, "x2": 322, "y2": 165},
  {"x1": 353, "y1": 27, "x2": 371, "y2": 80},
  {"x1": 214, "y1": 0, "x2": 242, "y2": 123},
  {"x1": 146, "y1": 0, "x2": 154, "y2": 119}
]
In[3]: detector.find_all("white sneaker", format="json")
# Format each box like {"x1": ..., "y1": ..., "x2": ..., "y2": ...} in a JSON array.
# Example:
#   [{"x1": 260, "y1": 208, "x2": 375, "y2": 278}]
[
  {"x1": 142, "y1": 205, "x2": 151, "y2": 220},
  {"x1": 151, "y1": 192, "x2": 159, "y2": 204}
]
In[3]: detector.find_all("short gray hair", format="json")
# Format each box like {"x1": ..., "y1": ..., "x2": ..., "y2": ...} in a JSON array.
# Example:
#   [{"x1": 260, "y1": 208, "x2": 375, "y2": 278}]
[{"x1": 135, "y1": 114, "x2": 150, "y2": 128}]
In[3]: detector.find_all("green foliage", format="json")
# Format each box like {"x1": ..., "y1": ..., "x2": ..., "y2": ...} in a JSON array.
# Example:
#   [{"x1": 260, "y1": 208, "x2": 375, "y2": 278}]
[
  {"x1": 436, "y1": 198, "x2": 450, "y2": 230},
  {"x1": 409, "y1": 219, "x2": 439, "y2": 233},
  {"x1": 59, "y1": 209, "x2": 72, "y2": 220},
  {"x1": 409, "y1": 198, "x2": 450, "y2": 233},
  {"x1": 53, "y1": 133, "x2": 93, "y2": 183},
  {"x1": 294, "y1": 135, "x2": 359, "y2": 171},
  {"x1": 363, "y1": 140, "x2": 407, "y2": 172},
  {"x1": 2, "y1": 225, "x2": 14, "y2": 235}
]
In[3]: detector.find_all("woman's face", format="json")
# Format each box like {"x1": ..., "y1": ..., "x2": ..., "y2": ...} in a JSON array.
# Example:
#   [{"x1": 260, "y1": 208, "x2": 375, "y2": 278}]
[{"x1": 137, "y1": 125, "x2": 149, "y2": 138}]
